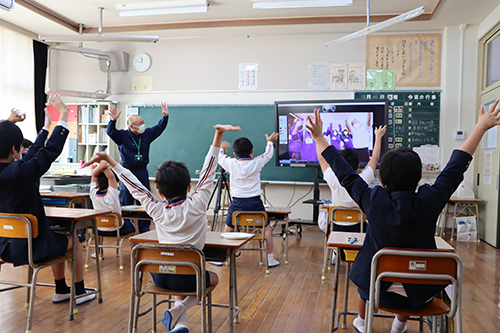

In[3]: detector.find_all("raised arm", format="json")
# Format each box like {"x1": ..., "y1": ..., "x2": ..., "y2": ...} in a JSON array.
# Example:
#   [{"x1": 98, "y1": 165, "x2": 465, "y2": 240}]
[
  {"x1": 22, "y1": 109, "x2": 50, "y2": 161},
  {"x1": 345, "y1": 118, "x2": 352, "y2": 133},
  {"x1": 146, "y1": 104, "x2": 169, "y2": 141},
  {"x1": 7, "y1": 109, "x2": 26, "y2": 123},
  {"x1": 459, "y1": 99, "x2": 500, "y2": 156},
  {"x1": 366, "y1": 125, "x2": 386, "y2": 171},
  {"x1": 106, "y1": 107, "x2": 123, "y2": 145}
]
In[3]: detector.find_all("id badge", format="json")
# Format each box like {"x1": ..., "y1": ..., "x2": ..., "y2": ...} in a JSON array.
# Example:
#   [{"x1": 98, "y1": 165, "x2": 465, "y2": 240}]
[{"x1": 134, "y1": 154, "x2": 143, "y2": 161}]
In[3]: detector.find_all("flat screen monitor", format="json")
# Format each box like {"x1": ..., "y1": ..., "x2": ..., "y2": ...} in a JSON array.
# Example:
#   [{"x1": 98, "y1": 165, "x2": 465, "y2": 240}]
[{"x1": 275, "y1": 99, "x2": 387, "y2": 169}]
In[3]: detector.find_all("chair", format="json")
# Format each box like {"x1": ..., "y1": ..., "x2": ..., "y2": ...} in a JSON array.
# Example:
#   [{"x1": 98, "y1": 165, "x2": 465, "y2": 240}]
[
  {"x1": 321, "y1": 206, "x2": 365, "y2": 280},
  {"x1": 85, "y1": 213, "x2": 133, "y2": 270},
  {"x1": 0, "y1": 213, "x2": 74, "y2": 333},
  {"x1": 232, "y1": 211, "x2": 269, "y2": 273},
  {"x1": 129, "y1": 243, "x2": 214, "y2": 333},
  {"x1": 365, "y1": 248, "x2": 463, "y2": 333}
]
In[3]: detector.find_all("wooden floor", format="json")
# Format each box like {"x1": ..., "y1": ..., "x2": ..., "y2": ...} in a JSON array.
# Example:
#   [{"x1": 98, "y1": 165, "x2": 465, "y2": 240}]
[{"x1": 1, "y1": 226, "x2": 500, "y2": 332}]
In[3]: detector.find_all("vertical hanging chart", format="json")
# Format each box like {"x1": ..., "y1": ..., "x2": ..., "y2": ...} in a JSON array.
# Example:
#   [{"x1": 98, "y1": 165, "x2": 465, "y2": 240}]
[{"x1": 355, "y1": 91, "x2": 440, "y2": 150}]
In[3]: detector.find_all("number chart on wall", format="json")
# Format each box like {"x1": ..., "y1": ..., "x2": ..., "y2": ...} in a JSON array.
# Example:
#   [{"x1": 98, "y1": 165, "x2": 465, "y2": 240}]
[{"x1": 355, "y1": 91, "x2": 440, "y2": 149}]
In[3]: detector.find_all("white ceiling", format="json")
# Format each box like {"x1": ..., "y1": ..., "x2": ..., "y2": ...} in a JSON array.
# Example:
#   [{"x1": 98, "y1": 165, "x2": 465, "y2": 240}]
[{"x1": 0, "y1": 0, "x2": 499, "y2": 39}]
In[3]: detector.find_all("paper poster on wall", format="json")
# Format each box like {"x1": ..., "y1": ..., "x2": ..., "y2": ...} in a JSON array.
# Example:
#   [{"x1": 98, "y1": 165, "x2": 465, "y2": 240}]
[
  {"x1": 347, "y1": 63, "x2": 366, "y2": 89},
  {"x1": 329, "y1": 63, "x2": 348, "y2": 89},
  {"x1": 309, "y1": 62, "x2": 329, "y2": 90},
  {"x1": 484, "y1": 151, "x2": 492, "y2": 185},
  {"x1": 366, "y1": 70, "x2": 395, "y2": 90},
  {"x1": 239, "y1": 63, "x2": 258, "y2": 90},
  {"x1": 132, "y1": 76, "x2": 153, "y2": 92},
  {"x1": 414, "y1": 146, "x2": 440, "y2": 171},
  {"x1": 366, "y1": 34, "x2": 442, "y2": 87}
]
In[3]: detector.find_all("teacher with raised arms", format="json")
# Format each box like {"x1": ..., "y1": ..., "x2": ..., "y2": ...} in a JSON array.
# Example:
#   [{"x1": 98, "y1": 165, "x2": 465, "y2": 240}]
[{"x1": 106, "y1": 103, "x2": 168, "y2": 232}]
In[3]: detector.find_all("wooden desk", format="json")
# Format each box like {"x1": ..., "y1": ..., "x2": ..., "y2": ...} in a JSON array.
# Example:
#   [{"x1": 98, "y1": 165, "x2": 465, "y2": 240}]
[
  {"x1": 326, "y1": 232, "x2": 454, "y2": 333},
  {"x1": 437, "y1": 197, "x2": 483, "y2": 242},
  {"x1": 129, "y1": 230, "x2": 254, "y2": 333},
  {"x1": 41, "y1": 191, "x2": 90, "y2": 208},
  {"x1": 266, "y1": 206, "x2": 291, "y2": 264},
  {"x1": 45, "y1": 206, "x2": 110, "y2": 319},
  {"x1": 121, "y1": 205, "x2": 154, "y2": 233}
]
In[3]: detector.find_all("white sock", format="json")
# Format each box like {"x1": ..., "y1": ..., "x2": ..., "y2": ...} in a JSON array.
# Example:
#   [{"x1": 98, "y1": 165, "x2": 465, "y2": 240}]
[
  {"x1": 392, "y1": 317, "x2": 406, "y2": 330},
  {"x1": 179, "y1": 295, "x2": 198, "y2": 312},
  {"x1": 355, "y1": 316, "x2": 365, "y2": 327},
  {"x1": 268, "y1": 253, "x2": 274, "y2": 261}
]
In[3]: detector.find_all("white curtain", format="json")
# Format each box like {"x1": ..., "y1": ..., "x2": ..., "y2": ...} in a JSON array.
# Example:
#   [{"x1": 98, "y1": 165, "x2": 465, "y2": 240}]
[{"x1": 0, "y1": 26, "x2": 35, "y2": 140}]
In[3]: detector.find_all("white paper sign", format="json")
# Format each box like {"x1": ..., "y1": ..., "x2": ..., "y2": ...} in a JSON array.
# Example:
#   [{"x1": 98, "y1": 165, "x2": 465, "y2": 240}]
[
  {"x1": 309, "y1": 62, "x2": 329, "y2": 90},
  {"x1": 239, "y1": 63, "x2": 258, "y2": 90},
  {"x1": 484, "y1": 151, "x2": 492, "y2": 185}
]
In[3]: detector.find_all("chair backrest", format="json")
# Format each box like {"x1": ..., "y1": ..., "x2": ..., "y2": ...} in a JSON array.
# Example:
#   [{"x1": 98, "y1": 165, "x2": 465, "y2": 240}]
[
  {"x1": 0, "y1": 213, "x2": 39, "y2": 267},
  {"x1": 328, "y1": 206, "x2": 366, "y2": 233},
  {"x1": 131, "y1": 244, "x2": 206, "y2": 300},
  {"x1": 233, "y1": 211, "x2": 267, "y2": 228},
  {"x1": 369, "y1": 247, "x2": 462, "y2": 317},
  {"x1": 95, "y1": 213, "x2": 123, "y2": 229}
]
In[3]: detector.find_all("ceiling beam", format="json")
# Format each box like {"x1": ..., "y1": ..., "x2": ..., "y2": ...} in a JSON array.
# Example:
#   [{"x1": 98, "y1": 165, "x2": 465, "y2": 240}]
[{"x1": 16, "y1": 0, "x2": 80, "y2": 33}]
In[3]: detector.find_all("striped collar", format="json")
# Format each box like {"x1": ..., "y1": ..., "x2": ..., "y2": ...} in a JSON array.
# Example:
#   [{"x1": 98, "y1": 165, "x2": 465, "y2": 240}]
[
  {"x1": 237, "y1": 156, "x2": 252, "y2": 160},
  {"x1": 168, "y1": 196, "x2": 186, "y2": 207}
]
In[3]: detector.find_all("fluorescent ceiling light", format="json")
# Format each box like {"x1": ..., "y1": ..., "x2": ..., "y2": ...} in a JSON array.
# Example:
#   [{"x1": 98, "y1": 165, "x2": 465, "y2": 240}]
[
  {"x1": 252, "y1": 0, "x2": 352, "y2": 9},
  {"x1": 117, "y1": 0, "x2": 208, "y2": 17},
  {"x1": 325, "y1": 5, "x2": 425, "y2": 47},
  {"x1": 39, "y1": 34, "x2": 160, "y2": 43},
  {"x1": 0, "y1": 0, "x2": 14, "y2": 12}
]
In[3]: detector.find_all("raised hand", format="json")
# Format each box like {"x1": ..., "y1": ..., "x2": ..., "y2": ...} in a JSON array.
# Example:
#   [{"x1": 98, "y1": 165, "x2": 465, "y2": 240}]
[
  {"x1": 7, "y1": 108, "x2": 26, "y2": 123},
  {"x1": 107, "y1": 107, "x2": 122, "y2": 121},
  {"x1": 306, "y1": 109, "x2": 324, "y2": 140},
  {"x1": 478, "y1": 99, "x2": 500, "y2": 131},
  {"x1": 47, "y1": 93, "x2": 68, "y2": 122},
  {"x1": 82, "y1": 152, "x2": 117, "y2": 169},
  {"x1": 221, "y1": 141, "x2": 231, "y2": 152},
  {"x1": 374, "y1": 125, "x2": 387, "y2": 138},
  {"x1": 266, "y1": 132, "x2": 279, "y2": 142},
  {"x1": 161, "y1": 102, "x2": 169, "y2": 117},
  {"x1": 214, "y1": 125, "x2": 241, "y2": 132},
  {"x1": 44, "y1": 107, "x2": 52, "y2": 129}
]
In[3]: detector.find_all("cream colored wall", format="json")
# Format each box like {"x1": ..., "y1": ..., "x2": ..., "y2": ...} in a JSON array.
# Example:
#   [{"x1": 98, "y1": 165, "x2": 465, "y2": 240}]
[{"x1": 52, "y1": 26, "x2": 482, "y2": 221}]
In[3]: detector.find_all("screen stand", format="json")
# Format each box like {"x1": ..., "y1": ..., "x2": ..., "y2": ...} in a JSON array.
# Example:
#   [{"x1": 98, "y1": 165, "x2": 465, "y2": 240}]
[{"x1": 288, "y1": 167, "x2": 322, "y2": 234}]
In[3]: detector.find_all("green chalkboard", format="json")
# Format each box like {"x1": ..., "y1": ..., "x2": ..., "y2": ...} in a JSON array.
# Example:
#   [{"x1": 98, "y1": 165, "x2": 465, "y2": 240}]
[
  {"x1": 355, "y1": 91, "x2": 441, "y2": 149},
  {"x1": 138, "y1": 105, "x2": 316, "y2": 182}
]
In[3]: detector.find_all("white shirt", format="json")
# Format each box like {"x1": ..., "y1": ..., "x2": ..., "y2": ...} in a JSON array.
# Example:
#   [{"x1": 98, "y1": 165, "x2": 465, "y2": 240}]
[
  {"x1": 89, "y1": 183, "x2": 122, "y2": 231},
  {"x1": 113, "y1": 145, "x2": 219, "y2": 250},
  {"x1": 218, "y1": 142, "x2": 274, "y2": 198},
  {"x1": 323, "y1": 166, "x2": 374, "y2": 226}
]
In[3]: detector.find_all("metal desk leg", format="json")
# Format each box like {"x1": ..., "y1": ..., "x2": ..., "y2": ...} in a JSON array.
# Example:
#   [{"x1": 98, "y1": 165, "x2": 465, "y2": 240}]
[
  {"x1": 94, "y1": 220, "x2": 103, "y2": 303},
  {"x1": 228, "y1": 249, "x2": 235, "y2": 332},
  {"x1": 329, "y1": 247, "x2": 340, "y2": 333},
  {"x1": 342, "y1": 261, "x2": 351, "y2": 329},
  {"x1": 285, "y1": 216, "x2": 289, "y2": 264},
  {"x1": 231, "y1": 249, "x2": 239, "y2": 324}
]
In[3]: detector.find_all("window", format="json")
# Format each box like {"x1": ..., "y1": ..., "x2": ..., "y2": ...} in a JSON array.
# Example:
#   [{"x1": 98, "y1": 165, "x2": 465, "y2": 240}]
[{"x1": 0, "y1": 26, "x2": 35, "y2": 139}]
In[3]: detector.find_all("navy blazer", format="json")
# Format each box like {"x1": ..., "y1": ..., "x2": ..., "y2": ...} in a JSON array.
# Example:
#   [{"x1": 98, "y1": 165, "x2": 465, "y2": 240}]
[
  {"x1": 0, "y1": 126, "x2": 69, "y2": 266},
  {"x1": 322, "y1": 146, "x2": 472, "y2": 308},
  {"x1": 106, "y1": 116, "x2": 168, "y2": 172}
]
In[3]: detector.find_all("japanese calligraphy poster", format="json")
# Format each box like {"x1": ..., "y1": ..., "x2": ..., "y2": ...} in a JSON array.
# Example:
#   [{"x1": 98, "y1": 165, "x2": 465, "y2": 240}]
[
  {"x1": 309, "y1": 62, "x2": 330, "y2": 90},
  {"x1": 238, "y1": 63, "x2": 258, "y2": 90},
  {"x1": 366, "y1": 34, "x2": 441, "y2": 87},
  {"x1": 329, "y1": 63, "x2": 348, "y2": 89},
  {"x1": 347, "y1": 63, "x2": 366, "y2": 90}
]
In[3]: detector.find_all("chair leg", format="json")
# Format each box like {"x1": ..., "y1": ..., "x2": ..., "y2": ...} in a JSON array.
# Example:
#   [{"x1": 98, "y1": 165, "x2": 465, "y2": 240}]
[
  {"x1": 207, "y1": 292, "x2": 213, "y2": 333},
  {"x1": 152, "y1": 294, "x2": 157, "y2": 333},
  {"x1": 85, "y1": 234, "x2": 93, "y2": 268},
  {"x1": 264, "y1": 239, "x2": 269, "y2": 274},
  {"x1": 365, "y1": 300, "x2": 374, "y2": 333},
  {"x1": 431, "y1": 315, "x2": 437, "y2": 333},
  {"x1": 119, "y1": 238, "x2": 125, "y2": 270},
  {"x1": 133, "y1": 294, "x2": 141, "y2": 333},
  {"x1": 201, "y1": 293, "x2": 207, "y2": 333},
  {"x1": 26, "y1": 267, "x2": 42, "y2": 333},
  {"x1": 322, "y1": 244, "x2": 330, "y2": 280},
  {"x1": 25, "y1": 266, "x2": 33, "y2": 308}
]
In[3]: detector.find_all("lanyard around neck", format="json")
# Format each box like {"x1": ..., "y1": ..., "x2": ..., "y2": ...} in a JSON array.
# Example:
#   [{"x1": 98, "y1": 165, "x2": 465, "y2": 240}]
[{"x1": 132, "y1": 137, "x2": 141, "y2": 154}]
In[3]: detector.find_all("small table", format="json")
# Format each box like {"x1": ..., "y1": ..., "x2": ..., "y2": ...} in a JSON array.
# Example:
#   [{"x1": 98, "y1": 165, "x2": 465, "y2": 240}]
[
  {"x1": 129, "y1": 230, "x2": 254, "y2": 333},
  {"x1": 326, "y1": 232, "x2": 454, "y2": 333},
  {"x1": 266, "y1": 206, "x2": 291, "y2": 264},
  {"x1": 44, "y1": 206, "x2": 110, "y2": 319},
  {"x1": 121, "y1": 205, "x2": 154, "y2": 233},
  {"x1": 437, "y1": 197, "x2": 483, "y2": 241},
  {"x1": 40, "y1": 191, "x2": 90, "y2": 208}
]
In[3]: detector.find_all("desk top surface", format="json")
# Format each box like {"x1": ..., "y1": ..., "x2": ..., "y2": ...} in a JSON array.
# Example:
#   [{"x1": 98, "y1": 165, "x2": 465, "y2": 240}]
[
  {"x1": 130, "y1": 230, "x2": 255, "y2": 249},
  {"x1": 327, "y1": 232, "x2": 454, "y2": 251},
  {"x1": 44, "y1": 206, "x2": 111, "y2": 220},
  {"x1": 448, "y1": 197, "x2": 484, "y2": 203},
  {"x1": 265, "y1": 206, "x2": 291, "y2": 214},
  {"x1": 40, "y1": 191, "x2": 90, "y2": 198}
]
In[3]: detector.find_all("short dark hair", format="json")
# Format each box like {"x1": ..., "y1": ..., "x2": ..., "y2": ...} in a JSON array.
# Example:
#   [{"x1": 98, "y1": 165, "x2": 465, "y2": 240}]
[
  {"x1": 0, "y1": 120, "x2": 23, "y2": 159},
  {"x1": 97, "y1": 172, "x2": 109, "y2": 191},
  {"x1": 22, "y1": 139, "x2": 33, "y2": 149},
  {"x1": 233, "y1": 137, "x2": 253, "y2": 157},
  {"x1": 379, "y1": 147, "x2": 422, "y2": 192},
  {"x1": 340, "y1": 149, "x2": 359, "y2": 171},
  {"x1": 155, "y1": 160, "x2": 191, "y2": 200}
]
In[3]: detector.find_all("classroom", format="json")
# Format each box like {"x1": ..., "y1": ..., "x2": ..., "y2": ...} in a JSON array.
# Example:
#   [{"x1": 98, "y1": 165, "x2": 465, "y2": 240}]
[{"x1": 1, "y1": 0, "x2": 500, "y2": 332}]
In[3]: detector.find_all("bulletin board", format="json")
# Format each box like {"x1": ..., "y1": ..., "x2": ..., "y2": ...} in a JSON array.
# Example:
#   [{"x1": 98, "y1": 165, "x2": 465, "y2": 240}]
[
  {"x1": 366, "y1": 34, "x2": 442, "y2": 87},
  {"x1": 355, "y1": 91, "x2": 441, "y2": 149}
]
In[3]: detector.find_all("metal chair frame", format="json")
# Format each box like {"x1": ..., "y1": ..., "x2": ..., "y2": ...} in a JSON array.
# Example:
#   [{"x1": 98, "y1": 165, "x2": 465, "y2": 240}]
[{"x1": 233, "y1": 211, "x2": 269, "y2": 273}]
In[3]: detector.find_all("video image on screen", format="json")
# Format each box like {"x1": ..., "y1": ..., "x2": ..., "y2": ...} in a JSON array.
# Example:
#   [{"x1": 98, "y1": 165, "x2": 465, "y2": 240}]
[{"x1": 275, "y1": 100, "x2": 387, "y2": 168}]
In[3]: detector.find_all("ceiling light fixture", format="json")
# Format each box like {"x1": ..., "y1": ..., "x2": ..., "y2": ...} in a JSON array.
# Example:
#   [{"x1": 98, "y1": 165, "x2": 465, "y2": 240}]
[
  {"x1": 39, "y1": 7, "x2": 160, "y2": 43},
  {"x1": 252, "y1": 0, "x2": 352, "y2": 9},
  {"x1": 325, "y1": 2, "x2": 425, "y2": 47},
  {"x1": 116, "y1": 0, "x2": 208, "y2": 17}
]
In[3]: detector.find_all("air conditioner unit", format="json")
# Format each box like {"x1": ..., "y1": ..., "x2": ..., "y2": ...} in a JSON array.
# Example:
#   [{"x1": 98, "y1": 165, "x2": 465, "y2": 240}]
[{"x1": 0, "y1": 0, "x2": 14, "y2": 12}]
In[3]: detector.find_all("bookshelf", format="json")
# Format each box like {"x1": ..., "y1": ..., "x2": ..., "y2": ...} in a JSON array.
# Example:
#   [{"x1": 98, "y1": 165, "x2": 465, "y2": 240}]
[{"x1": 46, "y1": 101, "x2": 117, "y2": 164}]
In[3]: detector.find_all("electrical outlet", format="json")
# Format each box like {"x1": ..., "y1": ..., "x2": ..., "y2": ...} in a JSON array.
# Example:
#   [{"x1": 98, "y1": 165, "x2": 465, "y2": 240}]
[{"x1": 455, "y1": 130, "x2": 464, "y2": 140}]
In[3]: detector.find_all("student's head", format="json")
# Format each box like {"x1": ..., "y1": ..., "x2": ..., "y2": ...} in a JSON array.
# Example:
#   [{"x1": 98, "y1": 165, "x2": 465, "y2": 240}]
[
  {"x1": 379, "y1": 147, "x2": 422, "y2": 193},
  {"x1": 340, "y1": 149, "x2": 359, "y2": 171},
  {"x1": 0, "y1": 120, "x2": 23, "y2": 160},
  {"x1": 155, "y1": 160, "x2": 191, "y2": 200},
  {"x1": 342, "y1": 129, "x2": 349, "y2": 137},
  {"x1": 233, "y1": 137, "x2": 253, "y2": 157},
  {"x1": 97, "y1": 169, "x2": 118, "y2": 191},
  {"x1": 128, "y1": 115, "x2": 145, "y2": 135},
  {"x1": 21, "y1": 138, "x2": 33, "y2": 154}
]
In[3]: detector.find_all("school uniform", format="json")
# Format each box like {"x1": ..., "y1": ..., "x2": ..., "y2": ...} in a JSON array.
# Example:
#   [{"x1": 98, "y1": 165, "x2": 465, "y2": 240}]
[
  {"x1": 89, "y1": 183, "x2": 135, "y2": 236},
  {"x1": 218, "y1": 141, "x2": 274, "y2": 228},
  {"x1": 0, "y1": 125, "x2": 69, "y2": 266},
  {"x1": 112, "y1": 145, "x2": 219, "y2": 290},
  {"x1": 106, "y1": 115, "x2": 168, "y2": 232},
  {"x1": 322, "y1": 145, "x2": 471, "y2": 309}
]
